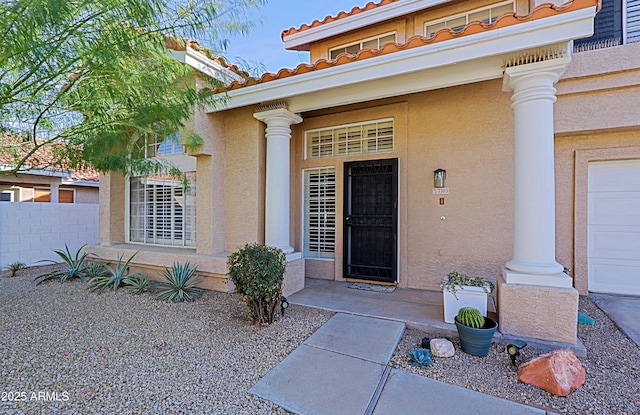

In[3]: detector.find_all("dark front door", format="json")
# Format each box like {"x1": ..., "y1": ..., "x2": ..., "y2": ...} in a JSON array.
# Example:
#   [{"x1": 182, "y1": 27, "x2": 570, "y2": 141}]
[{"x1": 344, "y1": 158, "x2": 398, "y2": 283}]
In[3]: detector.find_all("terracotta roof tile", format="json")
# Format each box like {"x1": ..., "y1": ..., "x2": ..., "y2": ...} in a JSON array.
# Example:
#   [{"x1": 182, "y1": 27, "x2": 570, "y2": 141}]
[
  {"x1": 0, "y1": 132, "x2": 99, "y2": 182},
  {"x1": 220, "y1": 0, "x2": 599, "y2": 93},
  {"x1": 281, "y1": 0, "x2": 399, "y2": 39},
  {"x1": 165, "y1": 36, "x2": 252, "y2": 81}
]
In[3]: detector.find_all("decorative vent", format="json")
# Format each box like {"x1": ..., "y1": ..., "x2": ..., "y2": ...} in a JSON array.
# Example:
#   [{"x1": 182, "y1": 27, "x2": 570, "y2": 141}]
[
  {"x1": 256, "y1": 102, "x2": 288, "y2": 112},
  {"x1": 573, "y1": 38, "x2": 621, "y2": 53},
  {"x1": 503, "y1": 45, "x2": 569, "y2": 68}
]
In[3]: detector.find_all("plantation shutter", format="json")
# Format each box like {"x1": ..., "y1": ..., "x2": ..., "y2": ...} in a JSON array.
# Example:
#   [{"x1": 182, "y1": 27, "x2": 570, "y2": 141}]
[{"x1": 628, "y1": 0, "x2": 640, "y2": 43}]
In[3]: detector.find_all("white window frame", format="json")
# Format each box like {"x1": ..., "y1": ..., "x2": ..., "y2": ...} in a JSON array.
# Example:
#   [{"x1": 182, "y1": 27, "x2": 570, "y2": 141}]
[
  {"x1": 424, "y1": 1, "x2": 515, "y2": 37},
  {"x1": 329, "y1": 32, "x2": 397, "y2": 59},
  {"x1": 302, "y1": 167, "x2": 336, "y2": 260},
  {"x1": 0, "y1": 190, "x2": 14, "y2": 202},
  {"x1": 304, "y1": 118, "x2": 394, "y2": 160},
  {"x1": 140, "y1": 132, "x2": 185, "y2": 159},
  {"x1": 58, "y1": 188, "x2": 76, "y2": 204},
  {"x1": 125, "y1": 155, "x2": 197, "y2": 248}
]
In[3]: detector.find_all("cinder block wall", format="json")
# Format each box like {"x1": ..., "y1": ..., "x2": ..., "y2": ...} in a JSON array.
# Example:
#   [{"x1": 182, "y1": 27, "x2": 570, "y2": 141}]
[{"x1": 0, "y1": 203, "x2": 99, "y2": 268}]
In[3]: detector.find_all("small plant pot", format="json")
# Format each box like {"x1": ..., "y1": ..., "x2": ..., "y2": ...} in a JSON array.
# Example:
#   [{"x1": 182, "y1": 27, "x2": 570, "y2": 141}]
[{"x1": 454, "y1": 316, "x2": 498, "y2": 357}]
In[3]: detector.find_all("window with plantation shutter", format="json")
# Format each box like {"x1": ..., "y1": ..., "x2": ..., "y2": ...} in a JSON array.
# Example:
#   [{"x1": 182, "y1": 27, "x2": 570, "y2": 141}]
[
  {"x1": 304, "y1": 168, "x2": 336, "y2": 258},
  {"x1": 305, "y1": 119, "x2": 394, "y2": 160},
  {"x1": 129, "y1": 172, "x2": 196, "y2": 247}
]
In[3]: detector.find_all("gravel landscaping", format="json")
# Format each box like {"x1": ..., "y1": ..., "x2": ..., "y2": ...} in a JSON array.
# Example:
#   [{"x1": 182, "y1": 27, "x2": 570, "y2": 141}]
[
  {"x1": 2, "y1": 265, "x2": 639, "y2": 415},
  {"x1": 390, "y1": 296, "x2": 640, "y2": 415},
  {"x1": 0, "y1": 266, "x2": 332, "y2": 415}
]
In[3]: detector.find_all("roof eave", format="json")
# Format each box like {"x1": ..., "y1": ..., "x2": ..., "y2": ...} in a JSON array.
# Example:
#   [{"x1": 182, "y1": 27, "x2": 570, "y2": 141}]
[
  {"x1": 211, "y1": 6, "x2": 596, "y2": 114},
  {"x1": 282, "y1": 0, "x2": 449, "y2": 50}
]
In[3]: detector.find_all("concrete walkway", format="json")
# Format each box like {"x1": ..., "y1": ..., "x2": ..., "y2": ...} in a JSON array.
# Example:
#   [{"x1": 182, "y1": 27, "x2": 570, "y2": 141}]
[
  {"x1": 590, "y1": 293, "x2": 640, "y2": 347},
  {"x1": 251, "y1": 313, "x2": 553, "y2": 415}
]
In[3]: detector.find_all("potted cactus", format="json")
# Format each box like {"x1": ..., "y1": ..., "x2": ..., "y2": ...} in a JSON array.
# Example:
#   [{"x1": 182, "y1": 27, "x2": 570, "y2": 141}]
[
  {"x1": 440, "y1": 271, "x2": 494, "y2": 323},
  {"x1": 454, "y1": 306, "x2": 498, "y2": 357}
]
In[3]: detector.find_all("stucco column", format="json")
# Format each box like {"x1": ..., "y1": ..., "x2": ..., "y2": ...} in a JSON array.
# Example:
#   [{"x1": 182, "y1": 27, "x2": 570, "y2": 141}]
[
  {"x1": 50, "y1": 182, "x2": 59, "y2": 203},
  {"x1": 253, "y1": 107, "x2": 302, "y2": 254},
  {"x1": 502, "y1": 58, "x2": 572, "y2": 288}
]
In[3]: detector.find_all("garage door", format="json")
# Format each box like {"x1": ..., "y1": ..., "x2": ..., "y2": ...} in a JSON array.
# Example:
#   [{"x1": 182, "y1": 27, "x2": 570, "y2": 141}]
[{"x1": 588, "y1": 160, "x2": 640, "y2": 295}]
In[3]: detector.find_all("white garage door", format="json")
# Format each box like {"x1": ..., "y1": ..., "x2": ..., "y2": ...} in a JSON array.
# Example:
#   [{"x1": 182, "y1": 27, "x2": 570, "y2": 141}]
[{"x1": 588, "y1": 160, "x2": 640, "y2": 295}]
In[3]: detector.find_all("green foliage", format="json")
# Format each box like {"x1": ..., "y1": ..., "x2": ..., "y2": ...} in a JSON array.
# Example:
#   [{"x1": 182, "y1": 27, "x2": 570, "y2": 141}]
[
  {"x1": 8, "y1": 261, "x2": 26, "y2": 277},
  {"x1": 34, "y1": 244, "x2": 88, "y2": 284},
  {"x1": 408, "y1": 348, "x2": 433, "y2": 368},
  {"x1": 227, "y1": 243, "x2": 286, "y2": 325},
  {"x1": 156, "y1": 261, "x2": 202, "y2": 302},
  {"x1": 125, "y1": 275, "x2": 151, "y2": 295},
  {"x1": 440, "y1": 271, "x2": 495, "y2": 300},
  {"x1": 84, "y1": 261, "x2": 107, "y2": 279},
  {"x1": 456, "y1": 307, "x2": 485, "y2": 329},
  {"x1": 87, "y1": 252, "x2": 141, "y2": 294},
  {"x1": 0, "y1": 0, "x2": 265, "y2": 179}
]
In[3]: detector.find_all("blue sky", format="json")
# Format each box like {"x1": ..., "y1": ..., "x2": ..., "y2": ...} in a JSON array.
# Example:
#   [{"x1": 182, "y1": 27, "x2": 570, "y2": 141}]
[{"x1": 221, "y1": 0, "x2": 367, "y2": 73}]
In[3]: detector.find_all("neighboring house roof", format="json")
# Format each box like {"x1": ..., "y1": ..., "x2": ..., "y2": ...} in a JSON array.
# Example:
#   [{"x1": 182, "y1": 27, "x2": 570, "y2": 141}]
[
  {"x1": 0, "y1": 132, "x2": 99, "y2": 184},
  {"x1": 218, "y1": 0, "x2": 599, "y2": 94},
  {"x1": 281, "y1": 0, "x2": 399, "y2": 40}
]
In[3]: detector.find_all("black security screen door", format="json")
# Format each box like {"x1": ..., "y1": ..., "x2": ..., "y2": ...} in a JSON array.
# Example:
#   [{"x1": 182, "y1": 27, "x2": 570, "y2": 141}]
[{"x1": 344, "y1": 158, "x2": 398, "y2": 283}]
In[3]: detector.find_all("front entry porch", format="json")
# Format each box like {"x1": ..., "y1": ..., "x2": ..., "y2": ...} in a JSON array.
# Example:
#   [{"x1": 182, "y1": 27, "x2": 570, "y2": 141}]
[{"x1": 290, "y1": 278, "x2": 586, "y2": 355}]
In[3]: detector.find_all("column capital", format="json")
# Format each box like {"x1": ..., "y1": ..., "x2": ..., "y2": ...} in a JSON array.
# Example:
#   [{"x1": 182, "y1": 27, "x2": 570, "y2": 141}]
[
  {"x1": 502, "y1": 57, "x2": 571, "y2": 93},
  {"x1": 253, "y1": 107, "x2": 302, "y2": 125}
]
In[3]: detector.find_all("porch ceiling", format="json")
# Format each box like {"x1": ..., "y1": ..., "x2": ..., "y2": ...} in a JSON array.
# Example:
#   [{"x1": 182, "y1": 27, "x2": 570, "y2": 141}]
[{"x1": 207, "y1": 5, "x2": 596, "y2": 114}]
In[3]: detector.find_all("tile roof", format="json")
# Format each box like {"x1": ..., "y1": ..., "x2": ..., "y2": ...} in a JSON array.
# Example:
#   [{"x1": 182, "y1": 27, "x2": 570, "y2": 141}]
[
  {"x1": 0, "y1": 132, "x2": 99, "y2": 182},
  {"x1": 281, "y1": 0, "x2": 399, "y2": 39},
  {"x1": 220, "y1": 0, "x2": 599, "y2": 93},
  {"x1": 165, "y1": 36, "x2": 252, "y2": 81}
]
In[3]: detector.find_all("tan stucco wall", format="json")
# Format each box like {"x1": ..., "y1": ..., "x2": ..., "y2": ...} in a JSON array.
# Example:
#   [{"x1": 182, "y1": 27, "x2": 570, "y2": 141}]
[
  {"x1": 99, "y1": 172, "x2": 125, "y2": 245},
  {"x1": 294, "y1": 80, "x2": 515, "y2": 290}
]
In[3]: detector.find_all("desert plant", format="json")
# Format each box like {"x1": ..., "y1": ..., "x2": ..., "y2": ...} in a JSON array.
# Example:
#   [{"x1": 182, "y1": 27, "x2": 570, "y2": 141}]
[
  {"x1": 227, "y1": 243, "x2": 286, "y2": 325},
  {"x1": 440, "y1": 271, "x2": 495, "y2": 300},
  {"x1": 456, "y1": 306, "x2": 485, "y2": 329},
  {"x1": 84, "y1": 261, "x2": 107, "y2": 279},
  {"x1": 125, "y1": 275, "x2": 150, "y2": 295},
  {"x1": 408, "y1": 348, "x2": 433, "y2": 368},
  {"x1": 156, "y1": 262, "x2": 202, "y2": 302},
  {"x1": 86, "y1": 252, "x2": 141, "y2": 294},
  {"x1": 35, "y1": 244, "x2": 89, "y2": 284},
  {"x1": 7, "y1": 261, "x2": 26, "y2": 277}
]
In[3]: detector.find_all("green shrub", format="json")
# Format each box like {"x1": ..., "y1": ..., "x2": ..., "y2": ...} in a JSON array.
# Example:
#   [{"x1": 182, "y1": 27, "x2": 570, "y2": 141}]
[
  {"x1": 156, "y1": 262, "x2": 202, "y2": 302},
  {"x1": 87, "y1": 252, "x2": 141, "y2": 294},
  {"x1": 227, "y1": 243, "x2": 286, "y2": 325},
  {"x1": 35, "y1": 244, "x2": 88, "y2": 284},
  {"x1": 456, "y1": 306, "x2": 485, "y2": 329},
  {"x1": 8, "y1": 261, "x2": 26, "y2": 277}
]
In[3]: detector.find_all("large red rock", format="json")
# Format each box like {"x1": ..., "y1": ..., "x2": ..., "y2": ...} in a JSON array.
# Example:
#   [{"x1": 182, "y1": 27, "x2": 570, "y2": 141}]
[{"x1": 517, "y1": 349, "x2": 586, "y2": 396}]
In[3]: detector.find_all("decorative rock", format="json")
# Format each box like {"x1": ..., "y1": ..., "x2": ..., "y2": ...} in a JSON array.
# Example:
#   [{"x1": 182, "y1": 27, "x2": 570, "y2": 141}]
[
  {"x1": 517, "y1": 349, "x2": 586, "y2": 396},
  {"x1": 430, "y1": 338, "x2": 455, "y2": 357}
]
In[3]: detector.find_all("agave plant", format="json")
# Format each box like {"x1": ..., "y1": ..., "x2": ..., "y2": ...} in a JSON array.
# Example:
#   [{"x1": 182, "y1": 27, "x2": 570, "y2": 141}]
[
  {"x1": 84, "y1": 261, "x2": 107, "y2": 279},
  {"x1": 87, "y1": 252, "x2": 141, "y2": 294},
  {"x1": 408, "y1": 348, "x2": 433, "y2": 368},
  {"x1": 156, "y1": 261, "x2": 202, "y2": 302},
  {"x1": 124, "y1": 275, "x2": 150, "y2": 295},
  {"x1": 35, "y1": 244, "x2": 89, "y2": 284}
]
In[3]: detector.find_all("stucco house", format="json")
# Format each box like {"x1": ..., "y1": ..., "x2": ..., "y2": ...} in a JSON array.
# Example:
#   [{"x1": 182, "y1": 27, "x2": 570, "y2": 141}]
[{"x1": 92, "y1": 0, "x2": 640, "y2": 346}]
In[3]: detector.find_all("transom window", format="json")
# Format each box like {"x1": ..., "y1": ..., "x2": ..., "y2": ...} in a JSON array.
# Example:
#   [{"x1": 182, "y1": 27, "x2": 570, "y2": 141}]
[
  {"x1": 329, "y1": 33, "x2": 396, "y2": 59},
  {"x1": 129, "y1": 172, "x2": 196, "y2": 247},
  {"x1": 140, "y1": 132, "x2": 185, "y2": 158},
  {"x1": 424, "y1": 1, "x2": 514, "y2": 37},
  {"x1": 304, "y1": 168, "x2": 336, "y2": 259},
  {"x1": 305, "y1": 119, "x2": 394, "y2": 160}
]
